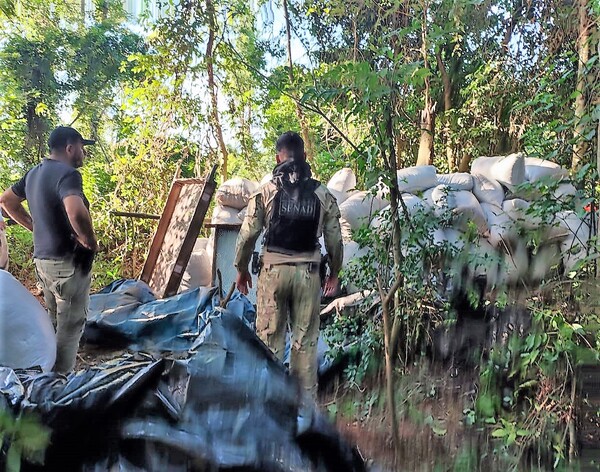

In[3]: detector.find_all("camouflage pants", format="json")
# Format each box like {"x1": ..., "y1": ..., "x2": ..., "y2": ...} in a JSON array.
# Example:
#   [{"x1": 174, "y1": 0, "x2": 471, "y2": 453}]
[
  {"x1": 257, "y1": 262, "x2": 321, "y2": 397},
  {"x1": 34, "y1": 258, "x2": 91, "y2": 373}
]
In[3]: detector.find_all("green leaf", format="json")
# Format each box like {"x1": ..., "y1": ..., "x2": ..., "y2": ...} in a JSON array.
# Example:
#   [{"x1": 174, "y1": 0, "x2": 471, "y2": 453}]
[
  {"x1": 491, "y1": 429, "x2": 508, "y2": 438},
  {"x1": 432, "y1": 425, "x2": 447, "y2": 436}
]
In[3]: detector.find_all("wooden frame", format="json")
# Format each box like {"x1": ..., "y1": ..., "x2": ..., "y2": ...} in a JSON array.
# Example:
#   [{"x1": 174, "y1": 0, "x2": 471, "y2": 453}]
[{"x1": 140, "y1": 166, "x2": 217, "y2": 298}]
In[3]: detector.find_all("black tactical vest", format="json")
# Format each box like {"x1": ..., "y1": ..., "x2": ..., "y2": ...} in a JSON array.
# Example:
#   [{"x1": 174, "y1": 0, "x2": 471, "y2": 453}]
[{"x1": 264, "y1": 179, "x2": 321, "y2": 254}]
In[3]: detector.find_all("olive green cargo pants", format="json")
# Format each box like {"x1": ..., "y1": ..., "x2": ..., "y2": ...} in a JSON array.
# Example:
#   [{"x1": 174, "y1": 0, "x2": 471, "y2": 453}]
[
  {"x1": 256, "y1": 262, "x2": 321, "y2": 397},
  {"x1": 34, "y1": 258, "x2": 91, "y2": 373}
]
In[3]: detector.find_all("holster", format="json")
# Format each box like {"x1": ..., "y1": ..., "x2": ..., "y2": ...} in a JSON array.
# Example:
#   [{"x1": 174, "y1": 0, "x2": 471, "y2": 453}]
[
  {"x1": 251, "y1": 251, "x2": 263, "y2": 275},
  {"x1": 319, "y1": 254, "x2": 329, "y2": 286}
]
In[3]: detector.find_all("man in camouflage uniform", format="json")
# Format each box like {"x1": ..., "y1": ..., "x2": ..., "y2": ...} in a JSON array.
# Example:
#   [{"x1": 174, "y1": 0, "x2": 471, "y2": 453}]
[{"x1": 235, "y1": 131, "x2": 343, "y2": 397}]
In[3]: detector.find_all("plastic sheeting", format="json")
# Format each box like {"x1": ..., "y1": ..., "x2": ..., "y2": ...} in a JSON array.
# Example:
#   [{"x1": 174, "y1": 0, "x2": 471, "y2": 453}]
[
  {"x1": 85, "y1": 279, "x2": 337, "y2": 379},
  {"x1": 1, "y1": 299, "x2": 364, "y2": 472},
  {"x1": 84, "y1": 279, "x2": 255, "y2": 351},
  {"x1": 0, "y1": 270, "x2": 56, "y2": 372}
]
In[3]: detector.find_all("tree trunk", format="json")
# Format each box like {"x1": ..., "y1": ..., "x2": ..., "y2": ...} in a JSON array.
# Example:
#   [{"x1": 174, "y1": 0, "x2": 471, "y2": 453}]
[
  {"x1": 458, "y1": 154, "x2": 472, "y2": 172},
  {"x1": 206, "y1": 0, "x2": 229, "y2": 181},
  {"x1": 377, "y1": 113, "x2": 404, "y2": 459},
  {"x1": 416, "y1": 7, "x2": 435, "y2": 166},
  {"x1": 416, "y1": 103, "x2": 436, "y2": 166},
  {"x1": 572, "y1": 0, "x2": 591, "y2": 171},
  {"x1": 435, "y1": 48, "x2": 454, "y2": 171},
  {"x1": 282, "y1": 0, "x2": 314, "y2": 161}
]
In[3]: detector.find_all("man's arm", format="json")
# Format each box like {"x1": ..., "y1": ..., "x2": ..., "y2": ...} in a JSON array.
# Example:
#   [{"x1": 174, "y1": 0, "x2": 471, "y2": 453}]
[
  {"x1": 63, "y1": 195, "x2": 97, "y2": 252},
  {"x1": 322, "y1": 190, "x2": 343, "y2": 297},
  {"x1": 234, "y1": 193, "x2": 265, "y2": 294},
  {"x1": 0, "y1": 188, "x2": 33, "y2": 231}
]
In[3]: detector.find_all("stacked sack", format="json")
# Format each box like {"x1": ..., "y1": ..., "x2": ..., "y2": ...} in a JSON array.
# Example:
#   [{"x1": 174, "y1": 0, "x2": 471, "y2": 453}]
[
  {"x1": 389, "y1": 155, "x2": 589, "y2": 286},
  {"x1": 201, "y1": 156, "x2": 592, "y2": 296},
  {"x1": 335, "y1": 155, "x2": 593, "y2": 294},
  {"x1": 211, "y1": 177, "x2": 259, "y2": 225}
]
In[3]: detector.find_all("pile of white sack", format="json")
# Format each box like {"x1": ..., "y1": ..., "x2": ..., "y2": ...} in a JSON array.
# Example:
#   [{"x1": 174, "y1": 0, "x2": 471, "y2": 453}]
[
  {"x1": 340, "y1": 153, "x2": 593, "y2": 291},
  {"x1": 190, "y1": 153, "x2": 593, "y2": 295}
]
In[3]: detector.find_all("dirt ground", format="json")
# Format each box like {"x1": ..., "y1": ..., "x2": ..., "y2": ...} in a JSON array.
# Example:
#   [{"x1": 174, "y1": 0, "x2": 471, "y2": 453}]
[{"x1": 320, "y1": 366, "x2": 483, "y2": 471}]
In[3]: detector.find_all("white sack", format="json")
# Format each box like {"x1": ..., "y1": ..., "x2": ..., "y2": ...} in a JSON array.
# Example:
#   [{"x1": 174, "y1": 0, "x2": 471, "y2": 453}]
[
  {"x1": 0, "y1": 270, "x2": 56, "y2": 371},
  {"x1": 371, "y1": 176, "x2": 390, "y2": 200},
  {"x1": 179, "y1": 238, "x2": 212, "y2": 293},
  {"x1": 260, "y1": 173, "x2": 273, "y2": 186},
  {"x1": 562, "y1": 234, "x2": 589, "y2": 275},
  {"x1": 470, "y1": 156, "x2": 503, "y2": 176},
  {"x1": 211, "y1": 205, "x2": 243, "y2": 225},
  {"x1": 0, "y1": 229, "x2": 7, "y2": 271},
  {"x1": 397, "y1": 165, "x2": 438, "y2": 193},
  {"x1": 498, "y1": 241, "x2": 529, "y2": 286},
  {"x1": 216, "y1": 178, "x2": 259, "y2": 210},
  {"x1": 467, "y1": 238, "x2": 500, "y2": 280},
  {"x1": 556, "y1": 211, "x2": 590, "y2": 241},
  {"x1": 554, "y1": 183, "x2": 577, "y2": 200},
  {"x1": 481, "y1": 203, "x2": 516, "y2": 247},
  {"x1": 327, "y1": 168, "x2": 357, "y2": 193},
  {"x1": 339, "y1": 192, "x2": 388, "y2": 241},
  {"x1": 472, "y1": 174, "x2": 505, "y2": 207},
  {"x1": 422, "y1": 187, "x2": 436, "y2": 206},
  {"x1": 436, "y1": 173, "x2": 474, "y2": 191},
  {"x1": 529, "y1": 244, "x2": 561, "y2": 282},
  {"x1": 431, "y1": 186, "x2": 488, "y2": 233},
  {"x1": 400, "y1": 193, "x2": 431, "y2": 214},
  {"x1": 370, "y1": 195, "x2": 430, "y2": 236},
  {"x1": 502, "y1": 198, "x2": 542, "y2": 230},
  {"x1": 342, "y1": 240, "x2": 371, "y2": 294},
  {"x1": 525, "y1": 158, "x2": 568, "y2": 182},
  {"x1": 238, "y1": 207, "x2": 247, "y2": 221},
  {"x1": 329, "y1": 188, "x2": 358, "y2": 206},
  {"x1": 492, "y1": 153, "x2": 526, "y2": 189},
  {"x1": 432, "y1": 228, "x2": 465, "y2": 252},
  {"x1": 369, "y1": 206, "x2": 390, "y2": 233}
]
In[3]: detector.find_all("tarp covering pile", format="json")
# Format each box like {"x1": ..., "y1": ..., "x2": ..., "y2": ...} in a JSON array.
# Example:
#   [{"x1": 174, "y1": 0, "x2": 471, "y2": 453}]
[
  {"x1": 0, "y1": 282, "x2": 364, "y2": 471},
  {"x1": 85, "y1": 279, "x2": 336, "y2": 377}
]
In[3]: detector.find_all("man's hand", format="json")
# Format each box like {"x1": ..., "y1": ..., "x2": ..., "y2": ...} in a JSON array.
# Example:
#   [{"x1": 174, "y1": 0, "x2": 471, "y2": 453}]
[
  {"x1": 323, "y1": 274, "x2": 340, "y2": 297},
  {"x1": 63, "y1": 195, "x2": 97, "y2": 252},
  {"x1": 0, "y1": 189, "x2": 32, "y2": 231},
  {"x1": 236, "y1": 270, "x2": 252, "y2": 295}
]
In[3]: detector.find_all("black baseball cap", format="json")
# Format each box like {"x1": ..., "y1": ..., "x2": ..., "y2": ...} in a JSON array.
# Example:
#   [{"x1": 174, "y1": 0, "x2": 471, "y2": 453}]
[{"x1": 48, "y1": 126, "x2": 95, "y2": 151}]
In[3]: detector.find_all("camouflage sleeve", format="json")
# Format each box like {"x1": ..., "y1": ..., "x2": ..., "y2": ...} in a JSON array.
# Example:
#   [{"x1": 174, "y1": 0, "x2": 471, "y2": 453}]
[
  {"x1": 322, "y1": 190, "x2": 343, "y2": 276},
  {"x1": 234, "y1": 192, "x2": 265, "y2": 272}
]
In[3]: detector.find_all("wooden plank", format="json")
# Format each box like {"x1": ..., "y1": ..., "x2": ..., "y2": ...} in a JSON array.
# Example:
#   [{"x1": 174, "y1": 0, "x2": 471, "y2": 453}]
[
  {"x1": 140, "y1": 166, "x2": 217, "y2": 298},
  {"x1": 140, "y1": 180, "x2": 185, "y2": 286},
  {"x1": 163, "y1": 172, "x2": 217, "y2": 297}
]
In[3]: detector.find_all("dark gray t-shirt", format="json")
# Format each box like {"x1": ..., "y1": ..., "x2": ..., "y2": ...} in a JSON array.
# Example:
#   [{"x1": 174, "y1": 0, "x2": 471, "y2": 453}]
[{"x1": 12, "y1": 159, "x2": 90, "y2": 260}]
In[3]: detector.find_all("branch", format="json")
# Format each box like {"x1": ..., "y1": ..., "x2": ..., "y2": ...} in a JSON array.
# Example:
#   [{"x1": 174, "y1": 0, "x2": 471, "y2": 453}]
[{"x1": 224, "y1": 41, "x2": 363, "y2": 156}]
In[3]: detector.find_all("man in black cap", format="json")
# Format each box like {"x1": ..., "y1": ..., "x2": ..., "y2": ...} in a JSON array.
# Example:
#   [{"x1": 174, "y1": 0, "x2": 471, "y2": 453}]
[{"x1": 0, "y1": 126, "x2": 97, "y2": 373}]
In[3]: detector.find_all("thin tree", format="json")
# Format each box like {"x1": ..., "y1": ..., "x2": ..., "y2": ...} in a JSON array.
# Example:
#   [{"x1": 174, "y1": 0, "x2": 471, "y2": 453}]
[
  {"x1": 282, "y1": 0, "x2": 314, "y2": 161},
  {"x1": 205, "y1": 0, "x2": 229, "y2": 180}
]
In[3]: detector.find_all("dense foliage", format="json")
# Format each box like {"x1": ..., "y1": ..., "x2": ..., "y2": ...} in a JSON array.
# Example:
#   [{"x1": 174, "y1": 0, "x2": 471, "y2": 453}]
[{"x1": 0, "y1": 0, "x2": 598, "y2": 469}]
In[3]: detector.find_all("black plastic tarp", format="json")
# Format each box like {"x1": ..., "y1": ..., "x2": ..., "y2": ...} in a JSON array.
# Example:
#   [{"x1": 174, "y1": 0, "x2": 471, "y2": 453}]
[
  {"x1": 84, "y1": 279, "x2": 336, "y2": 376},
  {"x1": 1, "y1": 285, "x2": 364, "y2": 471}
]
